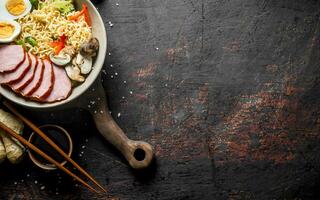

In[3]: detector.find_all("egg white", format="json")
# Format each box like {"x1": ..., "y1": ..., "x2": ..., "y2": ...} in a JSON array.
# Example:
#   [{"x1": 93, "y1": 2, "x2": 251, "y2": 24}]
[
  {"x1": 0, "y1": 0, "x2": 32, "y2": 20},
  {"x1": 0, "y1": 20, "x2": 21, "y2": 43}
]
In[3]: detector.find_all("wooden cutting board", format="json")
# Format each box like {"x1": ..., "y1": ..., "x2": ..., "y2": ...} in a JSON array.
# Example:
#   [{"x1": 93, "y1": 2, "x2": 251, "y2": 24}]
[{"x1": 71, "y1": 77, "x2": 154, "y2": 169}]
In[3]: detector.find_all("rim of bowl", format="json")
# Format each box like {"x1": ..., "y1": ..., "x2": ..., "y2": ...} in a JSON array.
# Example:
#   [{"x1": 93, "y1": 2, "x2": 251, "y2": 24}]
[
  {"x1": 0, "y1": 0, "x2": 107, "y2": 109},
  {"x1": 28, "y1": 124, "x2": 73, "y2": 170}
]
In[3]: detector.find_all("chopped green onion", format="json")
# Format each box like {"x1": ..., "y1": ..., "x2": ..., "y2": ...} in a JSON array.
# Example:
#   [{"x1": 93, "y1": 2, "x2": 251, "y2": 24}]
[
  {"x1": 25, "y1": 36, "x2": 38, "y2": 47},
  {"x1": 15, "y1": 39, "x2": 25, "y2": 46},
  {"x1": 29, "y1": 0, "x2": 39, "y2": 9}
]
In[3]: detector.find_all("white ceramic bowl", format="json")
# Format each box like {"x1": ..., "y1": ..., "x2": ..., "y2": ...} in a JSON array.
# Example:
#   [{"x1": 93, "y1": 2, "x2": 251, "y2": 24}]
[{"x1": 0, "y1": 0, "x2": 107, "y2": 109}]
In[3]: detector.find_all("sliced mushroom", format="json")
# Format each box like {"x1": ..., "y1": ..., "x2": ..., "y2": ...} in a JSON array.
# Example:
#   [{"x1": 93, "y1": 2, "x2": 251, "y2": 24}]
[
  {"x1": 50, "y1": 53, "x2": 71, "y2": 66},
  {"x1": 65, "y1": 64, "x2": 85, "y2": 82},
  {"x1": 61, "y1": 46, "x2": 76, "y2": 57},
  {"x1": 75, "y1": 53, "x2": 92, "y2": 75},
  {"x1": 80, "y1": 38, "x2": 99, "y2": 58},
  {"x1": 75, "y1": 53, "x2": 84, "y2": 65}
]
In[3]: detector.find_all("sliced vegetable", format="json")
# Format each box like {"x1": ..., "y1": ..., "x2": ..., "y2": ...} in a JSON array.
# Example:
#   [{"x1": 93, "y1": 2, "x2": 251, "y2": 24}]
[
  {"x1": 29, "y1": 0, "x2": 39, "y2": 10},
  {"x1": 15, "y1": 39, "x2": 25, "y2": 46},
  {"x1": 38, "y1": 0, "x2": 74, "y2": 14},
  {"x1": 75, "y1": 53, "x2": 92, "y2": 74},
  {"x1": 25, "y1": 36, "x2": 37, "y2": 47},
  {"x1": 15, "y1": 39, "x2": 29, "y2": 51},
  {"x1": 50, "y1": 53, "x2": 71, "y2": 66},
  {"x1": 50, "y1": 35, "x2": 67, "y2": 55},
  {"x1": 68, "y1": 3, "x2": 91, "y2": 25},
  {"x1": 80, "y1": 38, "x2": 99, "y2": 57},
  {"x1": 65, "y1": 64, "x2": 85, "y2": 82},
  {"x1": 51, "y1": 0, "x2": 75, "y2": 14},
  {"x1": 61, "y1": 45, "x2": 76, "y2": 57}
]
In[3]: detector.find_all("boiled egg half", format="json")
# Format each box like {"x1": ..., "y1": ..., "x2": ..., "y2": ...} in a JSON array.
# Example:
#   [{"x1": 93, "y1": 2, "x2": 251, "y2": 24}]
[
  {"x1": 0, "y1": 0, "x2": 32, "y2": 20},
  {"x1": 0, "y1": 20, "x2": 21, "y2": 43}
]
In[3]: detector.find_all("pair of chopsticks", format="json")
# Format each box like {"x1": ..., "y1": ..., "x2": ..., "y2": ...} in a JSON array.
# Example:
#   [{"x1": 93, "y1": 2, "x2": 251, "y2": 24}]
[{"x1": 0, "y1": 101, "x2": 106, "y2": 194}]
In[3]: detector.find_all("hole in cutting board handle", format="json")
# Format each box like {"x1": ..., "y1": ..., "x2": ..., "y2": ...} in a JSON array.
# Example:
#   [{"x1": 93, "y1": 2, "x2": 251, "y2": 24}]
[
  {"x1": 127, "y1": 140, "x2": 154, "y2": 169},
  {"x1": 134, "y1": 148, "x2": 146, "y2": 161}
]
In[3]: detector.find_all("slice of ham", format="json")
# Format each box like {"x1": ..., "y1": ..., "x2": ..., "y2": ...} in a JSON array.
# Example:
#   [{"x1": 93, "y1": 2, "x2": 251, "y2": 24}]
[
  {"x1": 9, "y1": 53, "x2": 38, "y2": 91},
  {"x1": 30, "y1": 59, "x2": 54, "y2": 99},
  {"x1": 43, "y1": 64, "x2": 71, "y2": 103},
  {"x1": 20, "y1": 58, "x2": 44, "y2": 96},
  {"x1": 0, "y1": 53, "x2": 30, "y2": 84},
  {"x1": 0, "y1": 45, "x2": 26, "y2": 73}
]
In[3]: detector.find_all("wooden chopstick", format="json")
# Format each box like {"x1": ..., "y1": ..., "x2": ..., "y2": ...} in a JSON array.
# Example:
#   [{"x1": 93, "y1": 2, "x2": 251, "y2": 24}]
[
  {"x1": 3, "y1": 101, "x2": 107, "y2": 193},
  {"x1": 0, "y1": 121, "x2": 98, "y2": 193}
]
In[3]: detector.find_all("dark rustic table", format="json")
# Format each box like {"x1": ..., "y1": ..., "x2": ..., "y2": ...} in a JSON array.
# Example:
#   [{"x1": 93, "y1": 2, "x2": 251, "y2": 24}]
[{"x1": 1, "y1": 0, "x2": 320, "y2": 199}]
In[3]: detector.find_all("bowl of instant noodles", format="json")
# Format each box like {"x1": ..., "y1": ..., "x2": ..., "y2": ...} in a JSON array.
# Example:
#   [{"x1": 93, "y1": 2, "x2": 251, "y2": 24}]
[{"x1": 0, "y1": 0, "x2": 107, "y2": 109}]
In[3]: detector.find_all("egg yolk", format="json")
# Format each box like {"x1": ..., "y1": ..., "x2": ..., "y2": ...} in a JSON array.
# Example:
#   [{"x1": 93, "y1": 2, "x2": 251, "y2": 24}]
[
  {"x1": 6, "y1": 0, "x2": 26, "y2": 16},
  {"x1": 0, "y1": 23, "x2": 15, "y2": 39}
]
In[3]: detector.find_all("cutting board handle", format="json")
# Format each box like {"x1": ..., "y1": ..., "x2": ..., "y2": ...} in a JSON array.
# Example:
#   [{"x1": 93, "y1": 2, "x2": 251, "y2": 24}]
[
  {"x1": 83, "y1": 81, "x2": 154, "y2": 169},
  {"x1": 92, "y1": 110, "x2": 154, "y2": 169},
  {"x1": 79, "y1": 79, "x2": 154, "y2": 169}
]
